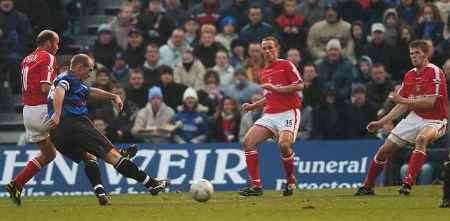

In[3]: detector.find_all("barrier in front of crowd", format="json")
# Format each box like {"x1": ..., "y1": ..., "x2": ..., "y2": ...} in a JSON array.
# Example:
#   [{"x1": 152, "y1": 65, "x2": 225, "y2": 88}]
[{"x1": 0, "y1": 140, "x2": 381, "y2": 197}]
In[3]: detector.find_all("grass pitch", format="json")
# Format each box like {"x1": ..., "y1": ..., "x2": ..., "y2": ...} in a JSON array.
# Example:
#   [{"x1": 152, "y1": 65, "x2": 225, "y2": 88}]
[{"x1": 1, "y1": 185, "x2": 449, "y2": 221}]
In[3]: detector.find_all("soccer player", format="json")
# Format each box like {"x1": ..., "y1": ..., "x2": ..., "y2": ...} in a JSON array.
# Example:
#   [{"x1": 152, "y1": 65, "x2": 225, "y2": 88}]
[
  {"x1": 355, "y1": 39, "x2": 448, "y2": 196},
  {"x1": 47, "y1": 54, "x2": 170, "y2": 198},
  {"x1": 239, "y1": 36, "x2": 303, "y2": 197}
]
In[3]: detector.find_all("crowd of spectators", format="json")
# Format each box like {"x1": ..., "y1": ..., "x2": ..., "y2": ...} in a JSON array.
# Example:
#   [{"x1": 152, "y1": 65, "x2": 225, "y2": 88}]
[{"x1": 1, "y1": 0, "x2": 450, "y2": 146}]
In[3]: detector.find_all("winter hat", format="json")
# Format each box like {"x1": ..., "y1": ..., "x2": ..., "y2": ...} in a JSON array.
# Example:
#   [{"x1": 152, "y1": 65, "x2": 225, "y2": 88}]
[
  {"x1": 97, "y1": 24, "x2": 112, "y2": 34},
  {"x1": 148, "y1": 86, "x2": 163, "y2": 100},
  {"x1": 326, "y1": 38, "x2": 342, "y2": 51},
  {"x1": 183, "y1": 87, "x2": 198, "y2": 101},
  {"x1": 371, "y1": 23, "x2": 386, "y2": 33},
  {"x1": 220, "y1": 16, "x2": 236, "y2": 29},
  {"x1": 359, "y1": 55, "x2": 373, "y2": 68}
]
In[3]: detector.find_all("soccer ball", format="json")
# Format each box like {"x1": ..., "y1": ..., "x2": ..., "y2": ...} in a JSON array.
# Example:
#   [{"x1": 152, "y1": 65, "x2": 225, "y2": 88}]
[{"x1": 190, "y1": 179, "x2": 214, "y2": 202}]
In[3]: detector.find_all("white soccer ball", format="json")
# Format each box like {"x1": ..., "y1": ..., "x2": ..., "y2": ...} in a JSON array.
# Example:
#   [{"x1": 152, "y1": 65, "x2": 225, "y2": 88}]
[{"x1": 190, "y1": 179, "x2": 214, "y2": 202}]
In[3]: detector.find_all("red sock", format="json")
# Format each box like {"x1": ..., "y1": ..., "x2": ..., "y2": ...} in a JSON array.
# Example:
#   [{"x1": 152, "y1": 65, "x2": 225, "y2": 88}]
[
  {"x1": 363, "y1": 158, "x2": 386, "y2": 188},
  {"x1": 245, "y1": 150, "x2": 261, "y2": 187},
  {"x1": 403, "y1": 149, "x2": 426, "y2": 185},
  {"x1": 13, "y1": 158, "x2": 42, "y2": 189},
  {"x1": 281, "y1": 153, "x2": 296, "y2": 184}
]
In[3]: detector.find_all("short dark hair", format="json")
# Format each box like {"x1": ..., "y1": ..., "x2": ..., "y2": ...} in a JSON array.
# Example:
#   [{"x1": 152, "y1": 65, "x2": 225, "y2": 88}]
[
  {"x1": 372, "y1": 63, "x2": 386, "y2": 70},
  {"x1": 204, "y1": 69, "x2": 220, "y2": 85},
  {"x1": 261, "y1": 36, "x2": 280, "y2": 48},
  {"x1": 36, "y1": 30, "x2": 58, "y2": 46},
  {"x1": 303, "y1": 63, "x2": 317, "y2": 70},
  {"x1": 409, "y1": 39, "x2": 430, "y2": 55},
  {"x1": 157, "y1": 65, "x2": 173, "y2": 75}
]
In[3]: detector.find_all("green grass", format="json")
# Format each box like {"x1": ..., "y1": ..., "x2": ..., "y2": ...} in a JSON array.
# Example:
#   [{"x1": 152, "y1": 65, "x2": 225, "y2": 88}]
[{"x1": 1, "y1": 186, "x2": 449, "y2": 221}]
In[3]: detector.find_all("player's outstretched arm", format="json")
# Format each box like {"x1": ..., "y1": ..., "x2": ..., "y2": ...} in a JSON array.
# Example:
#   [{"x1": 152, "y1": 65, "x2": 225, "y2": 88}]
[
  {"x1": 367, "y1": 104, "x2": 408, "y2": 133},
  {"x1": 390, "y1": 93, "x2": 438, "y2": 109},
  {"x1": 261, "y1": 83, "x2": 304, "y2": 93},
  {"x1": 241, "y1": 97, "x2": 266, "y2": 112},
  {"x1": 90, "y1": 87, "x2": 123, "y2": 111}
]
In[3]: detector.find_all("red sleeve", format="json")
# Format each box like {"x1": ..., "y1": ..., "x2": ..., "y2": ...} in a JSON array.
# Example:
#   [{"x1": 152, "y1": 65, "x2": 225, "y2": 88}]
[
  {"x1": 423, "y1": 67, "x2": 444, "y2": 96},
  {"x1": 38, "y1": 53, "x2": 56, "y2": 85},
  {"x1": 285, "y1": 61, "x2": 303, "y2": 85}
]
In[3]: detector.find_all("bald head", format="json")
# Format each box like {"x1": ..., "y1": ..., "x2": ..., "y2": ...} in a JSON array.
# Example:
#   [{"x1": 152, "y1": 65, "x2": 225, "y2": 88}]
[
  {"x1": 70, "y1": 54, "x2": 93, "y2": 80},
  {"x1": 36, "y1": 29, "x2": 60, "y2": 55}
]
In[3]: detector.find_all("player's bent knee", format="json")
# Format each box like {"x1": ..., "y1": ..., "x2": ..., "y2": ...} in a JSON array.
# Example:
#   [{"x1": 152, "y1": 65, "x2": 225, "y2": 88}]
[{"x1": 415, "y1": 135, "x2": 430, "y2": 147}]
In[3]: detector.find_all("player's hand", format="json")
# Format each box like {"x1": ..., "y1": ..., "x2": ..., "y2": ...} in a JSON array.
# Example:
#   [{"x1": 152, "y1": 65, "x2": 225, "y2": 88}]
[
  {"x1": 388, "y1": 92, "x2": 406, "y2": 104},
  {"x1": 366, "y1": 120, "x2": 383, "y2": 133},
  {"x1": 47, "y1": 113, "x2": 61, "y2": 129},
  {"x1": 261, "y1": 83, "x2": 279, "y2": 92},
  {"x1": 241, "y1": 103, "x2": 255, "y2": 112},
  {"x1": 113, "y1": 95, "x2": 123, "y2": 111}
]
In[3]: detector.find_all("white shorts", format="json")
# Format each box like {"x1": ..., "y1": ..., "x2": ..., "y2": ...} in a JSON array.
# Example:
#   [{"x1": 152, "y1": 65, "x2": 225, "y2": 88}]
[
  {"x1": 254, "y1": 109, "x2": 301, "y2": 140},
  {"x1": 23, "y1": 105, "x2": 50, "y2": 143},
  {"x1": 388, "y1": 112, "x2": 447, "y2": 147}
]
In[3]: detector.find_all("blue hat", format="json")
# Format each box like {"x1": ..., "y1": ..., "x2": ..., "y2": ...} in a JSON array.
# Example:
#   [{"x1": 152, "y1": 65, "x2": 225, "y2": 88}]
[
  {"x1": 220, "y1": 16, "x2": 236, "y2": 29},
  {"x1": 148, "y1": 86, "x2": 163, "y2": 100}
]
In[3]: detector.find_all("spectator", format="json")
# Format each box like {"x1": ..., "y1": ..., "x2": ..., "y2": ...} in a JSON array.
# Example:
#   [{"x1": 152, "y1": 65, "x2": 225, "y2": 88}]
[
  {"x1": 183, "y1": 16, "x2": 200, "y2": 47},
  {"x1": 111, "y1": 51, "x2": 131, "y2": 86},
  {"x1": 159, "y1": 28, "x2": 190, "y2": 68},
  {"x1": 124, "y1": 28, "x2": 146, "y2": 68},
  {"x1": 316, "y1": 39, "x2": 355, "y2": 104},
  {"x1": 229, "y1": 39, "x2": 247, "y2": 69},
  {"x1": 174, "y1": 49, "x2": 206, "y2": 89},
  {"x1": 364, "y1": 0, "x2": 388, "y2": 25},
  {"x1": 165, "y1": 0, "x2": 190, "y2": 27},
  {"x1": 363, "y1": 23, "x2": 395, "y2": 73},
  {"x1": 92, "y1": 117, "x2": 117, "y2": 140},
  {"x1": 194, "y1": 31, "x2": 226, "y2": 68},
  {"x1": 92, "y1": 24, "x2": 120, "y2": 69},
  {"x1": 338, "y1": 0, "x2": 365, "y2": 23},
  {"x1": 142, "y1": 43, "x2": 162, "y2": 87},
  {"x1": 350, "y1": 21, "x2": 368, "y2": 60},
  {"x1": 353, "y1": 56, "x2": 373, "y2": 84},
  {"x1": 137, "y1": 0, "x2": 176, "y2": 45},
  {"x1": 396, "y1": 0, "x2": 419, "y2": 26},
  {"x1": 88, "y1": 68, "x2": 114, "y2": 117},
  {"x1": 302, "y1": 63, "x2": 321, "y2": 108},
  {"x1": 263, "y1": 0, "x2": 285, "y2": 21},
  {"x1": 216, "y1": 16, "x2": 239, "y2": 52},
  {"x1": 190, "y1": 0, "x2": 221, "y2": 26},
  {"x1": 198, "y1": 70, "x2": 224, "y2": 116},
  {"x1": 125, "y1": 69, "x2": 148, "y2": 108},
  {"x1": 222, "y1": 68, "x2": 261, "y2": 103},
  {"x1": 274, "y1": 0, "x2": 308, "y2": 52},
  {"x1": 346, "y1": 84, "x2": 378, "y2": 138},
  {"x1": 109, "y1": 3, "x2": 137, "y2": 50},
  {"x1": 365, "y1": 63, "x2": 395, "y2": 109},
  {"x1": 108, "y1": 85, "x2": 140, "y2": 142},
  {"x1": 0, "y1": 0, "x2": 32, "y2": 93},
  {"x1": 434, "y1": 0, "x2": 450, "y2": 39},
  {"x1": 209, "y1": 96, "x2": 241, "y2": 142},
  {"x1": 239, "y1": 4, "x2": 275, "y2": 44},
  {"x1": 157, "y1": 65, "x2": 188, "y2": 111},
  {"x1": 415, "y1": 3, "x2": 445, "y2": 45},
  {"x1": 83, "y1": 47, "x2": 107, "y2": 86},
  {"x1": 391, "y1": 25, "x2": 414, "y2": 81},
  {"x1": 221, "y1": 0, "x2": 250, "y2": 30},
  {"x1": 286, "y1": 48, "x2": 304, "y2": 73},
  {"x1": 92, "y1": 68, "x2": 114, "y2": 92},
  {"x1": 312, "y1": 86, "x2": 349, "y2": 139},
  {"x1": 307, "y1": 3, "x2": 353, "y2": 60},
  {"x1": 383, "y1": 8, "x2": 400, "y2": 47},
  {"x1": 243, "y1": 42, "x2": 264, "y2": 82},
  {"x1": 298, "y1": 0, "x2": 325, "y2": 25},
  {"x1": 239, "y1": 92, "x2": 263, "y2": 142},
  {"x1": 132, "y1": 86, "x2": 176, "y2": 144},
  {"x1": 173, "y1": 88, "x2": 209, "y2": 144},
  {"x1": 200, "y1": 23, "x2": 217, "y2": 36},
  {"x1": 213, "y1": 50, "x2": 235, "y2": 87},
  {"x1": 299, "y1": 105, "x2": 314, "y2": 140}
]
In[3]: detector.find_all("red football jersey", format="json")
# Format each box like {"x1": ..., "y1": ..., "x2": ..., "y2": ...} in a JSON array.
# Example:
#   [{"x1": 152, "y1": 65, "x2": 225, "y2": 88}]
[
  {"x1": 21, "y1": 49, "x2": 57, "y2": 106},
  {"x1": 398, "y1": 63, "x2": 448, "y2": 120},
  {"x1": 259, "y1": 59, "x2": 303, "y2": 113}
]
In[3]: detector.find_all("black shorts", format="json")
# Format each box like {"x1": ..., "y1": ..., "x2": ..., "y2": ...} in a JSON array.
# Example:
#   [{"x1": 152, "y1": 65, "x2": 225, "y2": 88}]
[{"x1": 50, "y1": 115, "x2": 114, "y2": 163}]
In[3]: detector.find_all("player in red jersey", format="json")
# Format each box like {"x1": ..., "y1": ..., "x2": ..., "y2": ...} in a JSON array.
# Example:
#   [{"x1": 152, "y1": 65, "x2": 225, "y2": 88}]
[
  {"x1": 239, "y1": 36, "x2": 304, "y2": 197},
  {"x1": 355, "y1": 40, "x2": 448, "y2": 196}
]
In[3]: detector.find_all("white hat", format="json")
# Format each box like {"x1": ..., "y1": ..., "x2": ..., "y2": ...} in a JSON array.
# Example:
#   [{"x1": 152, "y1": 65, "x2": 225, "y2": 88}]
[
  {"x1": 371, "y1": 23, "x2": 385, "y2": 33},
  {"x1": 183, "y1": 87, "x2": 198, "y2": 101},
  {"x1": 326, "y1": 38, "x2": 342, "y2": 51}
]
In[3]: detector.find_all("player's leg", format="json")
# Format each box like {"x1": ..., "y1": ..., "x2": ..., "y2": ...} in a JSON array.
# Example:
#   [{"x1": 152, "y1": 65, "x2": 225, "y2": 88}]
[
  {"x1": 399, "y1": 126, "x2": 437, "y2": 195},
  {"x1": 278, "y1": 131, "x2": 296, "y2": 196},
  {"x1": 82, "y1": 152, "x2": 110, "y2": 205},
  {"x1": 355, "y1": 139, "x2": 400, "y2": 196},
  {"x1": 440, "y1": 161, "x2": 450, "y2": 208},
  {"x1": 239, "y1": 124, "x2": 273, "y2": 196}
]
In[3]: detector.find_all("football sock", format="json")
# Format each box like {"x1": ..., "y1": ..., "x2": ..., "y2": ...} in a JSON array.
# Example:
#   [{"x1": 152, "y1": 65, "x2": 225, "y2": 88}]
[
  {"x1": 403, "y1": 149, "x2": 426, "y2": 186},
  {"x1": 114, "y1": 157, "x2": 157, "y2": 187},
  {"x1": 84, "y1": 159, "x2": 104, "y2": 194},
  {"x1": 443, "y1": 161, "x2": 450, "y2": 199},
  {"x1": 363, "y1": 158, "x2": 386, "y2": 189},
  {"x1": 281, "y1": 153, "x2": 296, "y2": 184},
  {"x1": 13, "y1": 158, "x2": 42, "y2": 189},
  {"x1": 245, "y1": 150, "x2": 261, "y2": 188}
]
